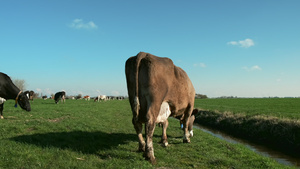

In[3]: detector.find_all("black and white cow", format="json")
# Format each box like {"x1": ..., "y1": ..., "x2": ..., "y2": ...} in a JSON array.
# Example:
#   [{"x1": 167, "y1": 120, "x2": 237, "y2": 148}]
[
  {"x1": 94, "y1": 95, "x2": 107, "y2": 102},
  {"x1": 54, "y1": 91, "x2": 66, "y2": 104},
  {"x1": 42, "y1": 95, "x2": 48, "y2": 100},
  {"x1": 0, "y1": 72, "x2": 31, "y2": 119},
  {"x1": 24, "y1": 90, "x2": 34, "y2": 101}
]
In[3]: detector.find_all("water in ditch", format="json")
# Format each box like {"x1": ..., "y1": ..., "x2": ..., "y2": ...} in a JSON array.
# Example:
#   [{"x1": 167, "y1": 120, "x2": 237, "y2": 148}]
[{"x1": 193, "y1": 123, "x2": 300, "y2": 167}]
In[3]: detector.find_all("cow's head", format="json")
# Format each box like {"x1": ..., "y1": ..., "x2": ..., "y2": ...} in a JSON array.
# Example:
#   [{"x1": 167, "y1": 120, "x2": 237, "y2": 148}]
[{"x1": 17, "y1": 93, "x2": 31, "y2": 111}]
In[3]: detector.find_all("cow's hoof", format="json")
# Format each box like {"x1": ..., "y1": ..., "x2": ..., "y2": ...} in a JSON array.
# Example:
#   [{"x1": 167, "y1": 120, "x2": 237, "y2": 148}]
[
  {"x1": 144, "y1": 155, "x2": 156, "y2": 165},
  {"x1": 138, "y1": 145, "x2": 145, "y2": 152},
  {"x1": 159, "y1": 139, "x2": 168, "y2": 147},
  {"x1": 149, "y1": 157, "x2": 157, "y2": 165},
  {"x1": 189, "y1": 130, "x2": 194, "y2": 137},
  {"x1": 162, "y1": 142, "x2": 168, "y2": 147},
  {"x1": 183, "y1": 138, "x2": 190, "y2": 143},
  {"x1": 138, "y1": 147, "x2": 145, "y2": 152}
]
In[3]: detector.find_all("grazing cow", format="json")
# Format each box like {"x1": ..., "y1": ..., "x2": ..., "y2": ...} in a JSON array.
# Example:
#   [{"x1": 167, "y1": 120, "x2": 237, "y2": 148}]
[
  {"x1": 24, "y1": 90, "x2": 34, "y2": 101},
  {"x1": 99, "y1": 95, "x2": 107, "y2": 101},
  {"x1": 94, "y1": 95, "x2": 107, "y2": 102},
  {"x1": 125, "y1": 52, "x2": 195, "y2": 164},
  {"x1": 75, "y1": 95, "x2": 82, "y2": 100},
  {"x1": 0, "y1": 72, "x2": 31, "y2": 119},
  {"x1": 54, "y1": 91, "x2": 66, "y2": 104},
  {"x1": 42, "y1": 95, "x2": 48, "y2": 100},
  {"x1": 83, "y1": 95, "x2": 90, "y2": 101},
  {"x1": 116, "y1": 96, "x2": 125, "y2": 100}
]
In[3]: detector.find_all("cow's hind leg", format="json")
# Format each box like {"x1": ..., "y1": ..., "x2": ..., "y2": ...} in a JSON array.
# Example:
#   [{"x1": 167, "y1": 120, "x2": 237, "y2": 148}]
[
  {"x1": 188, "y1": 114, "x2": 195, "y2": 137},
  {"x1": 0, "y1": 104, "x2": 4, "y2": 119},
  {"x1": 132, "y1": 119, "x2": 145, "y2": 152},
  {"x1": 160, "y1": 120, "x2": 169, "y2": 147},
  {"x1": 62, "y1": 96, "x2": 65, "y2": 103},
  {"x1": 144, "y1": 120, "x2": 156, "y2": 164},
  {"x1": 183, "y1": 105, "x2": 193, "y2": 143}
]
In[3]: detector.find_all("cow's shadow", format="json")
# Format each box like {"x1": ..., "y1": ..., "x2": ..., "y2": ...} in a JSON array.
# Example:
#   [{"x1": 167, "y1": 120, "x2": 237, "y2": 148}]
[{"x1": 11, "y1": 131, "x2": 137, "y2": 156}]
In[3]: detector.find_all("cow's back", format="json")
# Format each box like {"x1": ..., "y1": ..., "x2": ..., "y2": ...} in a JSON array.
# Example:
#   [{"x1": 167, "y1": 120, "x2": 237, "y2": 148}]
[
  {"x1": 0, "y1": 73, "x2": 11, "y2": 90},
  {"x1": 167, "y1": 65, "x2": 195, "y2": 116},
  {"x1": 0, "y1": 73, "x2": 19, "y2": 99},
  {"x1": 141, "y1": 56, "x2": 195, "y2": 117}
]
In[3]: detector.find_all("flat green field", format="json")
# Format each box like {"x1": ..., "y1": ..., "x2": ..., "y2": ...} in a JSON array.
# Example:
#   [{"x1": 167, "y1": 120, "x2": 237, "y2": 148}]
[
  {"x1": 193, "y1": 98, "x2": 300, "y2": 157},
  {"x1": 194, "y1": 98, "x2": 300, "y2": 119},
  {"x1": 0, "y1": 99, "x2": 293, "y2": 168}
]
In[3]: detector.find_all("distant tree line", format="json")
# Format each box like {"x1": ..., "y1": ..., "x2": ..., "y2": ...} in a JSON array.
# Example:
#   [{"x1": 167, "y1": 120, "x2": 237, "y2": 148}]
[
  {"x1": 195, "y1": 94, "x2": 208, "y2": 99},
  {"x1": 218, "y1": 96, "x2": 237, "y2": 99}
]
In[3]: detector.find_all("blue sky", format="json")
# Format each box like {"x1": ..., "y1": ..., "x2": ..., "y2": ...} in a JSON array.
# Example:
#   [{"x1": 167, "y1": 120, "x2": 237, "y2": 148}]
[{"x1": 1, "y1": 0, "x2": 299, "y2": 98}]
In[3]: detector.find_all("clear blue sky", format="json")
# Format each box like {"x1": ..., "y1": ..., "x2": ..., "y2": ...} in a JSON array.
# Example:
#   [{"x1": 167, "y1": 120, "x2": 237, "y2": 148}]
[{"x1": 1, "y1": 0, "x2": 299, "y2": 98}]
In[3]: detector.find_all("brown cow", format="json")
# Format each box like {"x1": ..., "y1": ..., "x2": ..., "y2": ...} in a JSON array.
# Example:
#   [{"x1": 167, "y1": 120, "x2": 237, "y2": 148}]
[
  {"x1": 83, "y1": 95, "x2": 90, "y2": 101},
  {"x1": 125, "y1": 52, "x2": 195, "y2": 164}
]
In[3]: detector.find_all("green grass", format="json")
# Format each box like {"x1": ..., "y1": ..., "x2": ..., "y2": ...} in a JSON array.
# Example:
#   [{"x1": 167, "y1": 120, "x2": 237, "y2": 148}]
[
  {"x1": 0, "y1": 99, "x2": 293, "y2": 168},
  {"x1": 193, "y1": 98, "x2": 300, "y2": 155},
  {"x1": 194, "y1": 98, "x2": 300, "y2": 119}
]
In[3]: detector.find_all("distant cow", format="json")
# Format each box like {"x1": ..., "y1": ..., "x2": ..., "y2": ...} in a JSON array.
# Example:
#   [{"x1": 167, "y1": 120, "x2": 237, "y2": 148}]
[
  {"x1": 99, "y1": 95, "x2": 107, "y2": 101},
  {"x1": 125, "y1": 52, "x2": 195, "y2": 164},
  {"x1": 0, "y1": 72, "x2": 31, "y2": 119},
  {"x1": 83, "y1": 95, "x2": 90, "y2": 101},
  {"x1": 94, "y1": 95, "x2": 107, "y2": 102},
  {"x1": 116, "y1": 96, "x2": 125, "y2": 100},
  {"x1": 54, "y1": 91, "x2": 66, "y2": 104},
  {"x1": 24, "y1": 90, "x2": 34, "y2": 101}
]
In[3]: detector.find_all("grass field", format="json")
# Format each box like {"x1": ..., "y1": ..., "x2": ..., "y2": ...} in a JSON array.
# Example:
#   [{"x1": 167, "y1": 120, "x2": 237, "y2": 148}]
[
  {"x1": 0, "y1": 99, "x2": 293, "y2": 168},
  {"x1": 194, "y1": 98, "x2": 300, "y2": 119},
  {"x1": 194, "y1": 98, "x2": 300, "y2": 156}
]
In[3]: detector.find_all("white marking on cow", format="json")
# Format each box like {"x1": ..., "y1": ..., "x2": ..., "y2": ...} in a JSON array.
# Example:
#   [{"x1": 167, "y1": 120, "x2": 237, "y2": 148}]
[
  {"x1": 134, "y1": 97, "x2": 139, "y2": 106},
  {"x1": 189, "y1": 130, "x2": 194, "y2": 137},
  {"x1": 156, "y1": 101, "x2": 171, "y2": 123},
  {"x1": 0, "y1": 97, "x2": 6, "y2": 104},
  {"x1": 0, "y1": 97, "x2": 5, "y2": 119}
]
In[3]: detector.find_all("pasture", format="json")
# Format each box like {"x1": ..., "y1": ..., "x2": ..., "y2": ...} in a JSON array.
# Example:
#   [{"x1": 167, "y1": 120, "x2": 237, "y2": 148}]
[
  {"x1": 0, "y1": 99, "x2": 291, "y2": 168},
  {"x1": 194, "y1": 98, "x2": 300, "y2": 119},
  {"x1": 194, "y1": 98, "x2": 300, "y2": 157}
]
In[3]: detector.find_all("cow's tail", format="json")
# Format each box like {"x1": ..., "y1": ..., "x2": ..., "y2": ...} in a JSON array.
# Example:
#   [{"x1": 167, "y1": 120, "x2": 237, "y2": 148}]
[{"x1": 132, "y1": 52, "x2": 147, "y2": 122}]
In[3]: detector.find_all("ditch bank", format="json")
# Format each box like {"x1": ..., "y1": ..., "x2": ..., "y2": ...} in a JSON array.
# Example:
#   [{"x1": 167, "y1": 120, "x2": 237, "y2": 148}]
[{"x1": 194, "y1": 110, "x2": 300, "y2": 158}]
